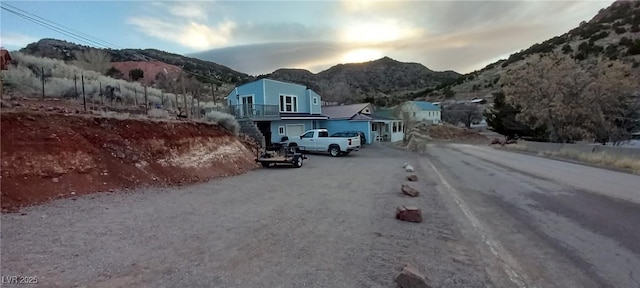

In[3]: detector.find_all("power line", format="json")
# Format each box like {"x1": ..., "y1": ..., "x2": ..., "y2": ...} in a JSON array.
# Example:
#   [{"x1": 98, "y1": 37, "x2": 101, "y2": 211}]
[{"x1": 0, "y1": 2, "x2": 224, "y2": 84}]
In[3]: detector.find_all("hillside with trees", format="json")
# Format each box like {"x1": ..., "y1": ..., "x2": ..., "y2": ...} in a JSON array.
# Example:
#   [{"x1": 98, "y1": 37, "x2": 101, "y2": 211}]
[
  {"x1": 418, "y1": 0, "x2": 640, "y2": 103},
  {"x1": 264, "y1": 57, "x2": 461, "y2": 106}
]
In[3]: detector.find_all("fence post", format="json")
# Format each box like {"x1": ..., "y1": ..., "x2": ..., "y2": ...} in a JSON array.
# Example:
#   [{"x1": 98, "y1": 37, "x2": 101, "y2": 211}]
[
  {"x1": 161, "y1": 90, "x2": 164, "y2": 107},
  {"x1": 144, "y1": 85, "x2": 148, "y2": 114},
  {"x1": 74, "y1": 75, "x2": 78, "y2": 100},
  {"x1": 211, "y1": 82, "x2": 215, "y2": 105},
  {"x1": 99, "y1": 82, "x2": 103, "y2": 106},
  {"x1": 41, "y1": 67, "x2": 45, "y2": 99},
  {"x1": 81, "y1": 73, "x2": 86, "y2": 111},
  {"x1": 134, "y1": 87, "x2": 138, "y2": 106}
]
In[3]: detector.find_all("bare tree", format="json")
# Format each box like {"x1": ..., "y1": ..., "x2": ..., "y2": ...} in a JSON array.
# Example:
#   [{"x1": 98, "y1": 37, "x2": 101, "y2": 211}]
[
  {"x1": 72, "y1": 49, "x2": 111, "y2": 74},
  {"x1": 501, "y1": 52, "x2": 640, "y2": 143},
  {"x1": 442, "y1": 103, "x2": 483, "y2": 128}
]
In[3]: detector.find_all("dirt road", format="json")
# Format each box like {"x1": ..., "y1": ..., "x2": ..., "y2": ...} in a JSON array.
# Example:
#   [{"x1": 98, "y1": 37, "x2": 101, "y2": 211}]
[
  {"x1": 421, "y1": 143, "x2": 640, "y2": 288},
  {"x1": 1, "y1": 145, "x2": 500, "y2": 287}
]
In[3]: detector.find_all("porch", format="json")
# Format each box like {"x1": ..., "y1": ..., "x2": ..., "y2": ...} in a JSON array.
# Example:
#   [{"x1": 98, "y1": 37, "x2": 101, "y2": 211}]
[{"x1": 371, "y1": 120, "x2": 404, "y2": 142}]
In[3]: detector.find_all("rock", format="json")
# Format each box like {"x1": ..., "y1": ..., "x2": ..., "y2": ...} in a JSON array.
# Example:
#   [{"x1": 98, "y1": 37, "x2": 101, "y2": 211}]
[
  {"x1": 394, "y1": 263, "x2": 432, "y2": 288},
  {"x1": 396, "y1": 205, "x2": 422, "y2": 223},
  {"x1": 405, "y1": 165, "x2": 415, "y2": 172},
  {"x1": 401, "y1": 184, "x2": 420, "y2": 197},
  {"x1": 51, "y1": 177, "x2": 59, "y2": 183},
  {"x1": 116, "y1": 151, "x2": 126, "y2": 159},
  {"x1": 407, "y1": 174, "x2": 418, "y2": 181},
  {"x1": 25, "y1": 115, "x2": 36, "y2": 121},
  {"x1": 46, "y1": 106, "x2": 55, "y2": 111}
]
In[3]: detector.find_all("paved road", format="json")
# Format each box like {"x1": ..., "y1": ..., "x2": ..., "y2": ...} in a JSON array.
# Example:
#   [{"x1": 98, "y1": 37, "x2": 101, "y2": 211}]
[
  {"x1": 419, "y1": 143, "x2": 640, "y2": 288},
  {"x1": 1, "y1": 145, "x2": 502, "y2": 288}
]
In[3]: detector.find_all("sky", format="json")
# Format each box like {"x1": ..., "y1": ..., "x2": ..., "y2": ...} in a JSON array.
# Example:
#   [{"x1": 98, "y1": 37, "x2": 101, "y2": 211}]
[{"x1": 1, "y1": 0, "x2": 616, "y2": 76}]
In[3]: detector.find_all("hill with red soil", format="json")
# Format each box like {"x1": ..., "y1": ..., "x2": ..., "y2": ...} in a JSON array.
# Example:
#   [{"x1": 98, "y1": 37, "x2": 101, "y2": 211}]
[
  {"x1": 0, "y1": 108, "x2": 259, "y2": 212},
  {"x1": 110, "y1": 61, "x2": 182, "y2": 86}
]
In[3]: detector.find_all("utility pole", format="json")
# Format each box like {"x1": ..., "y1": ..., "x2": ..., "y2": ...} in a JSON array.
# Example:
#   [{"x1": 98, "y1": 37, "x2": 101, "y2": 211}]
[
  {"x1": 211, "y1": 82, "x2": 215, "y2": 105},
  {"x1": 74, "y1": 75, "x2": 78, "y2": 100}
]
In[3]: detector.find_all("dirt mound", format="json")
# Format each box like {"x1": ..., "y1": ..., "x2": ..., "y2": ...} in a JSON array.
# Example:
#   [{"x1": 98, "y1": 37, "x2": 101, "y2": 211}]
[
  {"x1": 1, "y1": 111, "x2": 259, "y2": 212},
  {"x1": 427, "y1": 125, "x2": 488, "y2": 141}
]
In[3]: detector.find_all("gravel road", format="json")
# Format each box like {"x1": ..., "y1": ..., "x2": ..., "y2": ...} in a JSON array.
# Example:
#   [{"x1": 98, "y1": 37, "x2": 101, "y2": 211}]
[
  {"x1": 1, "y1": 144, "x2": 502, "y2": 287},
  {"x1": 420, "y1": 143, "x2": 640, "y2": 288}
]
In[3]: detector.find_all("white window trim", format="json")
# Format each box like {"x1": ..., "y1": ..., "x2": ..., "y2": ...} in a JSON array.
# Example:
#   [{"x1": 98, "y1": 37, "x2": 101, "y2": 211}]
[
  {"x1": 278, "y1": 126, "x2": 285, "y2": 135},
  {"x1": 279, "y1": 94, "x2": 299, "y2": 113}
]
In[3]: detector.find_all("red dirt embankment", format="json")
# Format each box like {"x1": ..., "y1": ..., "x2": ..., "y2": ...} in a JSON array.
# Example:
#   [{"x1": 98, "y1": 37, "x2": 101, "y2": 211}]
[{"x1": 1, "y1": 111, "x2": 259, "y2": 212}]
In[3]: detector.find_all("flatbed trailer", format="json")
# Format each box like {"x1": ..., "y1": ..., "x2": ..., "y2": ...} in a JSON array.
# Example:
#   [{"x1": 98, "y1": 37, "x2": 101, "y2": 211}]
[{"x1": 255, "y1": 144, "x2": 307, "y2": 168}]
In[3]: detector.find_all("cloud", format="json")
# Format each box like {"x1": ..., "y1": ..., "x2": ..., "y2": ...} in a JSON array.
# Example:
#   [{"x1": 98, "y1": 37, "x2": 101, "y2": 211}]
[
  {"x1": 0, "y1": 33, "x2": 38, "y2": 50},
  {"x1": 128, "y1": 1, "x2": 235, "y2": 50}
]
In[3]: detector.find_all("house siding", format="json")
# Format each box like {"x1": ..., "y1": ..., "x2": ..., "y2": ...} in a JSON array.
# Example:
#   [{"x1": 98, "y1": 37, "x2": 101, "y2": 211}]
[
  {"x1": 319, "y1": 120, "x2": 372, "y2": 144},
  {"x1": 264, "y1": 79, "x2": 313, "y2": 113},
  {"x1": 270, "y1": 120, "x2": 314, "y2": 144},
  {"x1": 400, "y1": 102, "x2": 441, "y2": 124},
  {"x1": 226, "y1": 80, "x2": 265, "y2": 106}
]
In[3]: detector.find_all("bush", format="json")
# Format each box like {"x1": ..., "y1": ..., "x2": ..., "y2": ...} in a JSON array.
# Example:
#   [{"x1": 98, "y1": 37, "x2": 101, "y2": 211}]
[
  {"x1": 615, "y1": 27, "x2": 627, "y2": 34},
  {"x1": 204, "y1": 111, "x2": 240, "y2": 135}
]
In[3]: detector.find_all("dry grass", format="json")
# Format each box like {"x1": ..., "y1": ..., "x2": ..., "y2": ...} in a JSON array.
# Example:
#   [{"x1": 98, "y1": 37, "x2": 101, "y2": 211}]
[
  {"x1": 499, "y1": 144, "x2": 640, "y2": 174},
  {"x1": 543, "y1": 150, "x2": 640, "y2": 174}
]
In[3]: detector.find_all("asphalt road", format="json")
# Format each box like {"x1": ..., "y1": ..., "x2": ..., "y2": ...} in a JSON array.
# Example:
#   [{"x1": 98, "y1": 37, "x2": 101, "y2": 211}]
[{"x1": 420, "y1": 143, "x2": 640, "y2": 288}]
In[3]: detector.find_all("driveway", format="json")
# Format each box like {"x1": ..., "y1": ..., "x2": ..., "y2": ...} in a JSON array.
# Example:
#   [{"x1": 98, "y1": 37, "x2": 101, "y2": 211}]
[{"x1": 1, "y1": 144, "x2": 499, "y2": 287}]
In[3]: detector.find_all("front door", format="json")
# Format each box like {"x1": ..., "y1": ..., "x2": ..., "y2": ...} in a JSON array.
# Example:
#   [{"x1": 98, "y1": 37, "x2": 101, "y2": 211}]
[{"x1": 241, "y1": 96, "x2": 253, "y2": 117}]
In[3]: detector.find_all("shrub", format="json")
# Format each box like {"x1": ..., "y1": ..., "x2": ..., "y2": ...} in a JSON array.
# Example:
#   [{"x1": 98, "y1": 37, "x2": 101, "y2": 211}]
[
  {"x1": 615, "y1": 27, "x2": 627, "y2": 34},
  {"x1": 204, "y1": 111, "x2": 240, "y2": 135},
  {"x1": 147, "y1": 108, "x2": 170, "y2": 119}
]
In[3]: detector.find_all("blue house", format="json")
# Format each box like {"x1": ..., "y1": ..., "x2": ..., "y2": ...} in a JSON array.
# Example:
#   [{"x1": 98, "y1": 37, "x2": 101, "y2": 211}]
[
  {"x1": 320, "y1": 103, "x2": 405, "y2": 144},
  {"x1": 225, "y1": 79, "x2": 328, "y2": 145}
]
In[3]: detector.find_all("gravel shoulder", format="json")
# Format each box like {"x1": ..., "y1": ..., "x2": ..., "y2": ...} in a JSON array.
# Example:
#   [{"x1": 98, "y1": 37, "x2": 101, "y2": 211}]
[{"x1": 1, "y1": 144, "x2": 500, "y2": 288}]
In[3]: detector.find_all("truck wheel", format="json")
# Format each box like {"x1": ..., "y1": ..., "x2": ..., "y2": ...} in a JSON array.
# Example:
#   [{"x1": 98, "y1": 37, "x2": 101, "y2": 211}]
[
  {"x1": 329, "y1": 145, "x2": 340, "y2": 157},
  {"x1": 292, "y1": 155, "x2": 303, "y2": 168}
]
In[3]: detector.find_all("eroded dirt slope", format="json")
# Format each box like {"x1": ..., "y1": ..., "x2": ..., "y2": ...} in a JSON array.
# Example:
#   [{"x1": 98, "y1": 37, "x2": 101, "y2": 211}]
[{"x1": 1, "y1": 111, "x2": 258, "y2": 212}]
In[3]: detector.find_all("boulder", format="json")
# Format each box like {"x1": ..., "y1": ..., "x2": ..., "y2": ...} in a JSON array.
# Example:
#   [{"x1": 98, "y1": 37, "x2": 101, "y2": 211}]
[
  {"x1": 394, "y1": 263, "x2": 432, "y2": 288},
  {"x1": 401, "y1": 184, "x2": 419, "y2": 197},
  {"x1": 406, "y1": 174, "x2": 418, "y2": 181},
  {"x1": 396, "y1": 206, "x2": 422, "y2": 223},
  {"x1": 405, "y1": 165, "x2": 415, "y2": 172}
]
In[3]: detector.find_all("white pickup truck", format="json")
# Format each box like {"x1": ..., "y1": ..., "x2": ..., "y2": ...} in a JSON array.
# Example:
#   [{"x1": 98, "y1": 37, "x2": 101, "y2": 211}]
[{"x1": 288, "y1": 129, "x2": 361, "y2": 157}]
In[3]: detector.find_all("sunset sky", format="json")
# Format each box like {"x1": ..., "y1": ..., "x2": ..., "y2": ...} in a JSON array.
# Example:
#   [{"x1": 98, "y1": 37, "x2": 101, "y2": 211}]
[{"x1": 1, "y1": 0, "x2": 615, "y2": 75}]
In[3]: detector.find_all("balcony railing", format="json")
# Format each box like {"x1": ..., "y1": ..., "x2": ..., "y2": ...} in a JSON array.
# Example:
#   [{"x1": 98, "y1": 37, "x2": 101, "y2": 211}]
[{"x1": 230, "y1": 104, "x2": 280, "y2": 119}]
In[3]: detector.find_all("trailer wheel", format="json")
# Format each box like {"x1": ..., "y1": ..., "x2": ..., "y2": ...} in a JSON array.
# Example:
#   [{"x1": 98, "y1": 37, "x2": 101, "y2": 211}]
[
  {"x1": 261, "y1": 162, "x2": 272, "y2": 168},
  {"x1": 329, "y1": 145, "x2": 341, "y2": 157},
  {"x1": 292, "y1": 155, "x2": 303, "y2": 168}
]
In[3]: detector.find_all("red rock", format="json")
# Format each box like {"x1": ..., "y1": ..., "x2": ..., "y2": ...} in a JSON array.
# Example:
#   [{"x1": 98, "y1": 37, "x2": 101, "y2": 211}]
[
  {"x1": 401, "y1": 184, "x2": 420, "y2": 197},
  {"x1": 396, "y1": 206, "x2": 422, "y2": 223},
  {"x1": 406, "y1": 174, "x2": 418, "y2": 181},
  {"x1": 394, "y1": 263, "x2": 432, "y2": 288}
]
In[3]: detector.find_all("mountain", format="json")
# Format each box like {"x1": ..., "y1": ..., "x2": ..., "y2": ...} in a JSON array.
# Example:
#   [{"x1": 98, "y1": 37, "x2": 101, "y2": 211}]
[
  {"x1": 418, "y1": 0, "x2": 640, "y2": 102},
  {"x1": 19, "y1": 38, "x2": 254, "y2": 87},
  {"x1": 264, "y1": 57, "x2": 461, "y2": 105}
]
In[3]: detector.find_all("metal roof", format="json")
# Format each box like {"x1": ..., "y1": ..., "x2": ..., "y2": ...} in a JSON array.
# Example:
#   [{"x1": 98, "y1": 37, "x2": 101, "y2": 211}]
[
  {"x1": 321, "y1": 103, "x2": 371, "y2": 119},
  {"x1": 409, "y1": 101, "x2": 440, "y2": 111}
]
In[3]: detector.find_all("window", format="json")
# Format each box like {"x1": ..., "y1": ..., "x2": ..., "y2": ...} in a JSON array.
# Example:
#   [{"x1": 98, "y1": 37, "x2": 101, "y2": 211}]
[
  {"x1": 413, "y1": 112, "x2": 416, "y2": 117},
  {"x1": 278, "y1": 126, "x2": 285, "y2": 135},
  {"x1": 301, "y1": 131, "x2": 314, "y2": 138},
  {"x1": 280, "y1": 95, "x2": 298, "y2": 112},
  {"x1": 313, "y1": 97, "x2": 318, "y2": 105},
  {"x1": 393, "y1": 122, "x2": 397, "y2": 133},
  {"x1": 318, "y1": 131, "x2": 329, "y2": 137}
]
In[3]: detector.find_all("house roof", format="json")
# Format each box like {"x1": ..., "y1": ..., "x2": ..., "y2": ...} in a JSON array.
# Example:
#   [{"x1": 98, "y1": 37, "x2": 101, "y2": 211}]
[
  {"x1": 321, "y1": 103, "x2": 371, "y2": 119},
  {"x1": 372, "y1": 108, "x2": 396, "y2": 120},
  {"x1": 409, "y1": 101, "x2": 440, "y2": 111}
]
